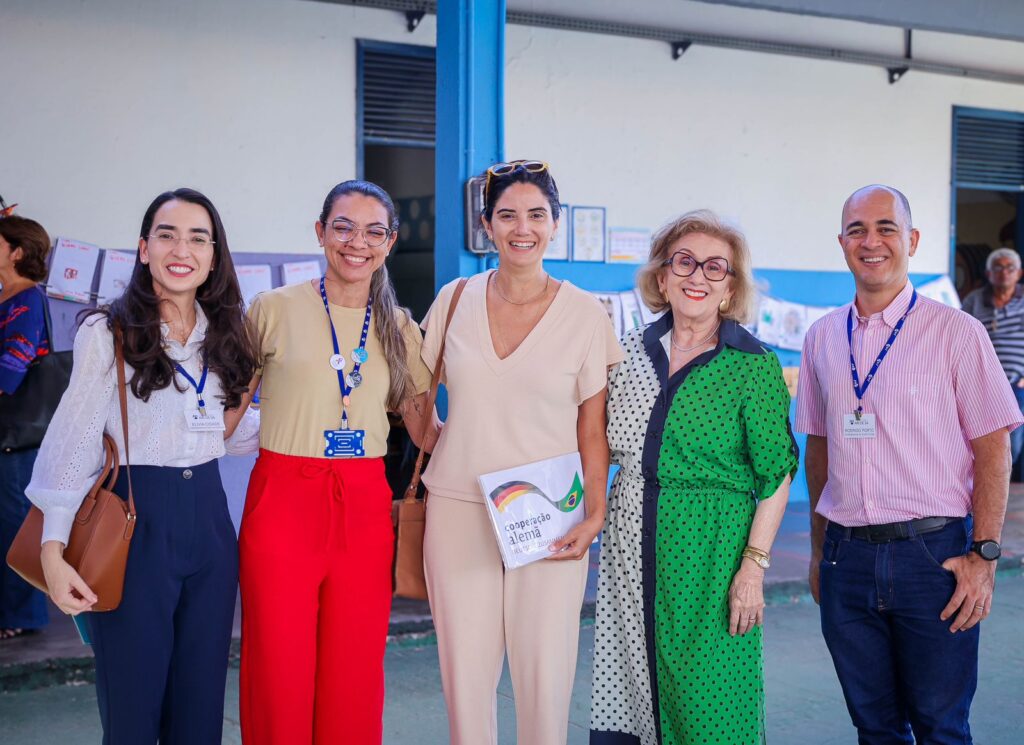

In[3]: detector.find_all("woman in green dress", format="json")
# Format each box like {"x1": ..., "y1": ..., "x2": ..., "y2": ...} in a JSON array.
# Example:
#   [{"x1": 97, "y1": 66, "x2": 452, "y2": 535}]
[{"x1": 590, "y1": 209, "x2": 798, "y2": 745}]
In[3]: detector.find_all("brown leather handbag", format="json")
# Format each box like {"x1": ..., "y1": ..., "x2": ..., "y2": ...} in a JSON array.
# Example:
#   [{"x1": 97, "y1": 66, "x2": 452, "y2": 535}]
[
  {"x1": 6, "y1": 328, "x2": 137, "y2": 612},
  {"x1": 392, "y1": 278, "x2": 468, "y2": 600}
]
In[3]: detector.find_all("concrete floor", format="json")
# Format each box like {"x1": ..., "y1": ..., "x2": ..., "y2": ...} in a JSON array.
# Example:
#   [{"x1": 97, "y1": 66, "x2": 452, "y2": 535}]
[{"x1": 2, "y1": 568, "x2": 1022, "y2": 744}]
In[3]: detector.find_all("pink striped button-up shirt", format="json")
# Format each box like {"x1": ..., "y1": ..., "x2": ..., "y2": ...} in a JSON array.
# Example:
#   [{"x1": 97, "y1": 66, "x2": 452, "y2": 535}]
[{"x1": 795, "y1": 282, "x2": 1023, "y2": 526}]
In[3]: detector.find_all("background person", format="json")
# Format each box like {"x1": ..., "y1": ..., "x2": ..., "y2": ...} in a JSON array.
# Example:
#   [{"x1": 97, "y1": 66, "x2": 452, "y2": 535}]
[
  {"x1": 0, "y1": 215, "x2": 52, "y2": 640},
  {"x1": 961, "y1": 247, "x2": 1024, "y2": 479},
  {"x1": 589, "y1": 209, "x2": 797, "y2": 745},
  {"x1": 420, "y1": 160, "x2": 623, "y2": 745},
  {"x1": 27, "y1": 188, "x2": 259, "y2": 744},
  {"x1": 798, "y1": 185, "x2": 1021, "y2": 744},
  {"x1": 238, "y1": 180, "x2": 434, "y2": 745}
]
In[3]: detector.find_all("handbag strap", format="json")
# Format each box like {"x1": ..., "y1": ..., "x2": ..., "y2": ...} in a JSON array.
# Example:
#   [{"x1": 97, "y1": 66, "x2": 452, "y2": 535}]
[
  {"x1": 37, "y1": 286, "x2": 56, "y2": 352},
  {"x1": 112, "y1": 327, "x2": 137, "y2": 518},
  {"x1": 403, "y1": 277, "x2": 469, "y2": 502}
]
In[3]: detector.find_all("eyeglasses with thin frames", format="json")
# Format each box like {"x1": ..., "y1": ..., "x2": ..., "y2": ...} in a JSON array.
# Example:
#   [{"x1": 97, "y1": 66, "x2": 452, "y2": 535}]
[
  {"x1": 147, "y1": 231, "x2": 215, "y2": 250},
  {"x1": 328, "y1": 221, "x2": 393, "y2": 248},
  {"x1": 661, "y1": 251, "x2": 735, "y2": 282}
]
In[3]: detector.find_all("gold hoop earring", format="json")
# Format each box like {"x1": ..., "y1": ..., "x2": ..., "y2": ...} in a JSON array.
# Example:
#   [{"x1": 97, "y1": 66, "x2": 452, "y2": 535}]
[{"x1": 719, "y1": 298, "x2": 730, "y2": 314}]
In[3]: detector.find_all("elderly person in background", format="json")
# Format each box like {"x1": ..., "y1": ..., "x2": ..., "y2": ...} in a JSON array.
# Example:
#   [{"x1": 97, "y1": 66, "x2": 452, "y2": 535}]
[
  {"x1": 962, "y1": 247, "x2": 1024, "y2": 477},
  {"x1": 590, "y1": 209, "x2": 797, "y2": 745},
  {"x1": 0, "y1": 215, "x2": 52, "y2": 640}
]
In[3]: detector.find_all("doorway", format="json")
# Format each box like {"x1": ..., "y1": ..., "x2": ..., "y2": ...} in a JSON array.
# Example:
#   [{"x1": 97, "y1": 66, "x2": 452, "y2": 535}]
[
  {"x1": 357, "y1": 40, "x2": 437, "y2": 494},
  {"x1": 951, "y1": 107, "x2": 1024, "y2": 298}
]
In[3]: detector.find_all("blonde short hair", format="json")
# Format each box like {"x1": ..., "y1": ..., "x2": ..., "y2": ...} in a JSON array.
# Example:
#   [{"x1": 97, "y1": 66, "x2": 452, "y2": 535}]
[{"x1": 636, "y1": 209, "x2": 756, "y2": 324}]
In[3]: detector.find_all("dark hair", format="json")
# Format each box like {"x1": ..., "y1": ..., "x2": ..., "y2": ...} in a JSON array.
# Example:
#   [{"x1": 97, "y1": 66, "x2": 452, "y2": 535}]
[
  {"x1": 85, "y1": 188, "x2": 258, "y2": 409},
  {"x1": 482, "y1": 162, "x2": 561, "y2": 222},
  {"x1": 0, "y1": 215, "x2": 51, "y2": 282},
  {"x1": 319, "y1": 180, "x2": 413, "y2": 411}
]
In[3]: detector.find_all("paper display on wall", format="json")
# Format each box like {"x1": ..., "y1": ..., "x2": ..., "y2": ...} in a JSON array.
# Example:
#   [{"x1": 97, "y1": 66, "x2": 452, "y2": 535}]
[
  {"x1": 571, "y1": 207, "x2": 606, "y2": 262},
  {"x1": 545, "y1": 205, "x2": 570, "y2": 260},
  {"x1": 236, "y1": 264, "x2": 273, "y2": 308},
  {"x1": 281, "y1": 260, "x2": 322, "y2": 286},
  {"x1": 607, "y1": 228, "x2": 650, "y2": 265},
  {"x1": 619, "y1": 290, "x2": 645, "y2": 332},
  {"x1": 96, "y1": 250, "x2": 137, "y2": 304},
  {"x1": 592, "y1": 292, "x2": 624, "y2": 336},
  {"x1": 916, "y1": 275, "x2": 961, "y2": 309},
  {"x1": 47, "y1": 237, "x2": 101, "y2": 303},
  {"x1": 755, "y1": 296, "x2": 812, "y2": 351},
  {"x1": 479, "y1": 452, "x2": 587, "y2": 570}
]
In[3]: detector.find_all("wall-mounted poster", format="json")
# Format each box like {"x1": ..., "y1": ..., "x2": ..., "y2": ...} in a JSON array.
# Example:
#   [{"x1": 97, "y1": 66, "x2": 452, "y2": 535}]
[
  {"x1": 236, "y1": 264, "x2": 273, "y2": 308},
  {"x1": 47, "y1": 237, "x2": 101, "y2": 303},
  {"x1": 917, "y1": 275, "x2": 960, "y2": 309},
  {"x1": 281, "y1": 260, "x2": 322, "y2": 286},
  {"x1": 636, "y1": 289, "x2": 664, "y2": 325},
  {"x1": 570, "y1": 206, "x2": 606, "y2": 262},
  {"x1": 592, "y1": 292, "x2": 624, "y2": 336},
  {"x1": 544, "y1": 203, "x2": 570, "y2": 260},
  {"x1": 753, "y1": 295, "x2": 835, "y2": 351},
  {"x1": 619, "y1": 290, "x2": 644, "y2": 331},
  {"x1": 607, "y1": 228, "x2": 651, "y2": 264},
  {"x1": 96, "y1": 250, "x2": 137, "y2": 303}
]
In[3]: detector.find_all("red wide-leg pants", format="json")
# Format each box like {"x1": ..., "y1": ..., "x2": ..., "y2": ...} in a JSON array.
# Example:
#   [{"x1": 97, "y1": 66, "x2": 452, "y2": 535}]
[{"x1": 239, "y1": 449, "x2": 394, "y2": 745}]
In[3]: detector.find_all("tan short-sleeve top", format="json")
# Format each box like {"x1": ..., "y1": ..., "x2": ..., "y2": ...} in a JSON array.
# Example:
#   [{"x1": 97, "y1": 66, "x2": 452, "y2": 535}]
[
  {"x1": 249, "y1": 281, "x2": 432, "y2": 459},
  {"x1": 420, "y1": 271, "x2": 624, "y2": 502}
]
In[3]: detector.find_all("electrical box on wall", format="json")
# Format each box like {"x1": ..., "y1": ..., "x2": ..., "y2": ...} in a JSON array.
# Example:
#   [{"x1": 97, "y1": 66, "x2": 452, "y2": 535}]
[{"x1": 464, "y1": 176, "x2": 496, "y2": 254}]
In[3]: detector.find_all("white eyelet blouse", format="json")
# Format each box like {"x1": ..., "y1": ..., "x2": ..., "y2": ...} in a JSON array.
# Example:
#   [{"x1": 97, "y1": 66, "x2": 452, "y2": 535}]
[{"x1": 25, "y1": 305, "x2": 258, "y2": 545}]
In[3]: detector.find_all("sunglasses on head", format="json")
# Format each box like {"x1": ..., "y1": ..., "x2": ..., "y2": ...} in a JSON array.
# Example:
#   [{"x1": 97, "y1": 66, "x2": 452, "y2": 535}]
[{"x1": 484, "y1": 160, "x2": 550, "y2": 202}]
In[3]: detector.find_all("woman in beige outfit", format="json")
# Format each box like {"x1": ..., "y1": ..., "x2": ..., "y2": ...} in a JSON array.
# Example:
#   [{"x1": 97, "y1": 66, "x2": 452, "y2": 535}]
[{"x1": 421, "y1": 160, "x2": 623, "y2": 745}]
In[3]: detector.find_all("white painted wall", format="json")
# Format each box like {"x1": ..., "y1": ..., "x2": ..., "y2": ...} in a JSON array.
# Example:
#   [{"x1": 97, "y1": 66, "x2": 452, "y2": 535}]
[
  {"x1": 0, "y1": 0, "x2": 437, "y2": 255},
  {"x1": 504, "y1": 24, "x2": 1024, "y2": 273},
  {"x1": 3, "y1": 0, "x2": 1024, "y2": 276}
]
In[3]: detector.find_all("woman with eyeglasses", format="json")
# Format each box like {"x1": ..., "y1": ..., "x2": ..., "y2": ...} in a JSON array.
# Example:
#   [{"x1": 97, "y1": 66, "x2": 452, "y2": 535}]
[
  {"x1": 419, "y1": 160, "x2": 623, "y2": 745},
  {"x1": 237, "y1": 180, "x2": 434, "y2": 744},
  {"x1": 26, "y1": 188, "x2": 259, "y2": 743},
  {"x1": 589, "y1": 210, "x2": 797, "y2": 745}
]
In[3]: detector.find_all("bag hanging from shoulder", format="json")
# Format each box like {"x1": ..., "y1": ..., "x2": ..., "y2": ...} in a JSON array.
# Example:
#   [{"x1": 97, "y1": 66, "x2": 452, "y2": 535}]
[
  {"x1": 6, "y1": 326, "x2": 138, "y2": 611},
  {"x1": 392, "y1": 278, "x2": 468, "y2": 601},
  {"x1": 0, "y1": 288, "x2": 74, "y2": 453}
]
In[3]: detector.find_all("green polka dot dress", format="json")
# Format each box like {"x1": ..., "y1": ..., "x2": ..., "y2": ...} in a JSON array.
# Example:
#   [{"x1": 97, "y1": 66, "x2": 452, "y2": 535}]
[{"x1": 591, "y1": 317, "x2": 798, "y2": 745}]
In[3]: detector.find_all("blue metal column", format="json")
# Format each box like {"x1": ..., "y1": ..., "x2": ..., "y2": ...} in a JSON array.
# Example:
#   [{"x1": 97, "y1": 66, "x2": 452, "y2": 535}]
[{"x1": 434, "y1": 0, "x2": 505, "y2": 291}]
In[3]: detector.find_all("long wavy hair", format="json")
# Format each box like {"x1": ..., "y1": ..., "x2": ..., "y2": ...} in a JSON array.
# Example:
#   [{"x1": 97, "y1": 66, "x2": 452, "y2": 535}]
[
  {"x1": 319, "y1": 180, "x2": 411, "y2": 411},
  {"x1": 85, "y1": 188, "x2": 258, "y2": 409}
]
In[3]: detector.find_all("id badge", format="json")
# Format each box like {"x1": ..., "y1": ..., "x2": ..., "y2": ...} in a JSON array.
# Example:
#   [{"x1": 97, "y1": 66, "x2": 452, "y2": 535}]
[
  {"x1": 324, "y1": 428, "x2": 366, "y2": 457},
  {"x1": 842, "y1": 413, "x2": 876, "y2": 439},
  {"x1": 186, "y1": 409, "x2": 226, "y2": 432}
]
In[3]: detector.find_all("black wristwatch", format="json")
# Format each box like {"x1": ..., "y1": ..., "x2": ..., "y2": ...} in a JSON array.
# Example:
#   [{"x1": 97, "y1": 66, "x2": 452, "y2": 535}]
[{"x1": 970, "y1": 540, "x2": 1001, "y2": 561}]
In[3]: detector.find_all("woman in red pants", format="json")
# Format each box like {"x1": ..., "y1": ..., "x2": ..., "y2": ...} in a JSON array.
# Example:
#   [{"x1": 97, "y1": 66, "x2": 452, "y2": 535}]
[{"x1": 238, "y1": 180, "x2": 434, "y2": 744}]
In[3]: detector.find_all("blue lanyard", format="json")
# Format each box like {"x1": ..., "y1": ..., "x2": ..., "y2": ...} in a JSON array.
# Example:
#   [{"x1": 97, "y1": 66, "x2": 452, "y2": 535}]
[
  {"x1": 319, "y1": 276, "x2": 372, "y2": 429},
  {"x1": 846, "y1": 289, "x2": 917, "y2": 418},
  {"x1": 173, "y1": 358, "x2": 209, "y2": 414}
]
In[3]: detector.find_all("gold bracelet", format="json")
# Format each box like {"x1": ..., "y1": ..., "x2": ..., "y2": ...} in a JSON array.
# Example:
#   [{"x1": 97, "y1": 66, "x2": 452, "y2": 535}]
[{"x1": 742, "y1": 547, "x2": 771, "y2": 569}]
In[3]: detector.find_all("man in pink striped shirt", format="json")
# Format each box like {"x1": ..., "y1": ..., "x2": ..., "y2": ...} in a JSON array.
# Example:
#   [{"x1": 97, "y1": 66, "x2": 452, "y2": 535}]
[{"x1": 796, "y1": 184, "x2": 1022, "y2": 744}]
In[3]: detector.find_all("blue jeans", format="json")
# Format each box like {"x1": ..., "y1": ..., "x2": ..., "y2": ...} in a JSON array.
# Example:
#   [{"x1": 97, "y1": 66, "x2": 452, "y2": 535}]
[
  {"x1": 820, "y1": 518, "x2": 978, "y2": 745},
  {"x1": 0, "y1": 449, "x2": 49, "y2": 629},
  {"x1": 1011, "y1": 386, "x2": 1024, "y2": 472}
]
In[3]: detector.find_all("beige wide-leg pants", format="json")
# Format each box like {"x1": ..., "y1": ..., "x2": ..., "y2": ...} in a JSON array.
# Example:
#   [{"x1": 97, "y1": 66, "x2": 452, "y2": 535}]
[{"x1": 424, "y1": 494, "x2": 589, "y2": 745}]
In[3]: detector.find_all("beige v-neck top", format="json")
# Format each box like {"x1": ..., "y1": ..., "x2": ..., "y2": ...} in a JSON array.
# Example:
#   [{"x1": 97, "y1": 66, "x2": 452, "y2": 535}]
[{"x1": 420, "y1": 271, "x2": 624, "y2": 502}]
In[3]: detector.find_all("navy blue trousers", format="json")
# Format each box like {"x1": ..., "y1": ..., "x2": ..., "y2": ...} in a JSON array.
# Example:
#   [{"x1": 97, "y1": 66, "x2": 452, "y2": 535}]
[
  {"x1": 87, "y1": 460, "x2": 238, "y2": 745},
  {"x1": 820, "y1": 518, "x2": 979, "y2": 745},
  {"x1": 0, "y1": 448, "x2": 49, "y2": 629}
]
